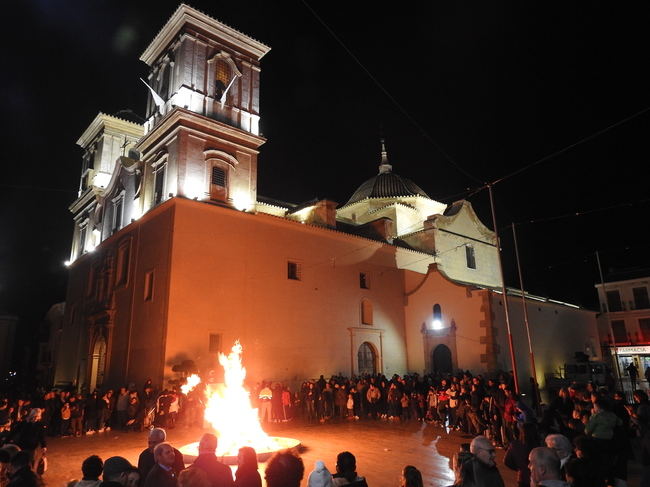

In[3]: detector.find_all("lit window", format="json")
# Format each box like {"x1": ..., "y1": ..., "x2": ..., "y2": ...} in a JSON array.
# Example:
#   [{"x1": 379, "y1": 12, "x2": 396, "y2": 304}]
[
  {"x1": 360, "y1": 272, "x2": 369, "y2": 289},
  {"x1": 288, "y1": 261, "x2": 301, "y2": 281},
  {"x1": 215, "y1": 61, "x2": 230, "y2": 100},
  {"x1": 465, "y1": 245, "x2": 476, "y2": 269},
  {"x1": 432, "y1": 304, "x2": 443, "y2": 329},
  {"x1": 144, "y1": 270, "x2": 155, "y2": 301},
  {"x1": 361, "y1": 299, "x2": 373, "y2": 325}
]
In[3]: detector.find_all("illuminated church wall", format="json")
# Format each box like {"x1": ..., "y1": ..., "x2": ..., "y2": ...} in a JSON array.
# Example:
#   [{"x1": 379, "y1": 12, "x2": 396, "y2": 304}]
[
  {"x1": 164, "y1": 198, "x2": 408, "y2": 385},
  {"x1": 403, "y1": 267, "x2": 492, "y2": 376},
  {"x1": 490, "y1": 293, "x2": 599, "y2": 390}
]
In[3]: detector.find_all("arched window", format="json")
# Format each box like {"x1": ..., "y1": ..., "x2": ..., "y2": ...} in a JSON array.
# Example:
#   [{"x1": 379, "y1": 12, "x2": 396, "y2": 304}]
[
  {"x1": 432, "y1": 304, "x2": 442, "y2": 329},
  {"x1": 358, "y1": 342, "x2": 377, "y2": 375},
  {"x1": 361, "y1": 299, "x2": 373, "y2": 325}
]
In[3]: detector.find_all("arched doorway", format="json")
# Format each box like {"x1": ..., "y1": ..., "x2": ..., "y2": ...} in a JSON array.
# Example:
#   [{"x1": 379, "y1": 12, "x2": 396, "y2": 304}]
[
  {"x1": 432, "y1": 344, "x2": 452, "y2": 375},
  {"x1": 89, "y1": 336, "x2": 107, "y2": 392},
  {"x1": 357, "y1": 342, "x2": 377, "y2": 376}
]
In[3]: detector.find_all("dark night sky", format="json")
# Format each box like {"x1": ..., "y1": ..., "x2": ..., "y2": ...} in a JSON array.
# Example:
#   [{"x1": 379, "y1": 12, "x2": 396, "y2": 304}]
[{"x1": 2, "y1": 1, "x2": 649, "y2": 332}]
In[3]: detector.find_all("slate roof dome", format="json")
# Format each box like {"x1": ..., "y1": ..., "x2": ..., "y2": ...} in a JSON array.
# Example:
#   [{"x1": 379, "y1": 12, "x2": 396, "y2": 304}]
[{"x1": 343, "y1": 139, "x2": 430, "y2": 207}]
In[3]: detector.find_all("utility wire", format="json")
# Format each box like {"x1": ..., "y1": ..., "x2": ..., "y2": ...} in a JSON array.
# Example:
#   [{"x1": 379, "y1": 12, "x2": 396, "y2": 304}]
[
  {"x1": 301, "y1": 0, "x2": 483, "y2": 185},
  {"x1": 490, "y1": 105, "x2": 650, "y2": 187},
  {"x1": 512, "y1": 198, "x2": 650, "y2": 227}
]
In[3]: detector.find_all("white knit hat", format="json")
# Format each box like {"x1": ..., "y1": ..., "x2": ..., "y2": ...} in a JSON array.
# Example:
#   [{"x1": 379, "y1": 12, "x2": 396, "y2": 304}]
[{"x1": 308, "y1": 460, "x2": 333, "y2": 487}]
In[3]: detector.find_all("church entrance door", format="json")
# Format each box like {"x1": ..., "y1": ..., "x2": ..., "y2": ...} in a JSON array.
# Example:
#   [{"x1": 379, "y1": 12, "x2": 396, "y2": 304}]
[
  {"x1": 89, "y1": 336, "x2": 107, "y2": 392},
  {"x1": 357, "y1": 342, "x2": 377, "y2": 376},
  {"x1": 432, "y1": 344, "x2": 452, "y2": 375}
]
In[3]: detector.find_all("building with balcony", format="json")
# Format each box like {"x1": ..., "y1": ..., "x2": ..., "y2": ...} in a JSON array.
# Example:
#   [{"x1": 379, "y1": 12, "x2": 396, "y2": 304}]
[{"x1": 595, "y1": 273, "x2": 650, "y2": 382}]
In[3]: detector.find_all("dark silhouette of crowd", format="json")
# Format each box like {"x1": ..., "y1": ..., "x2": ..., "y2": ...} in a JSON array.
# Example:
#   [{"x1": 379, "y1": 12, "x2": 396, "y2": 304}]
[{"x1": 1, "y1": 369, "x2": 649, "y2": 486}]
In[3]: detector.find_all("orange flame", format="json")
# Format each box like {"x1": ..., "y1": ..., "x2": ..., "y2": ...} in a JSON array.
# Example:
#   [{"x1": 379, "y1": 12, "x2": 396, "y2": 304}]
[
  {"x1": 204, "y1": 341, "x2": 275, "y2": 456},
  {"x1": 180, "y1": 374, "x2": 201, "y2": 395}
]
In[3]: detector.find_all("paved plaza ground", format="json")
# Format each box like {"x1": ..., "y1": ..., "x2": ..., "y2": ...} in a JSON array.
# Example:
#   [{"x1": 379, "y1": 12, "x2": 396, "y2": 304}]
[{"x1": 42, "y1": 419, "x2": 641, "y2": 487}]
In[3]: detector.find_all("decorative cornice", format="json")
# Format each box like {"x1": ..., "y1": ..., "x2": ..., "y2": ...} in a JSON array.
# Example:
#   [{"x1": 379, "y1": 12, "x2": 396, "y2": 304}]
[
  {"x1": 140, "y1": 4, "x2": 271, "y2": 66},
  {"x1": 137, "y1": 107, "x2": 265, "y2": 154},
  {"x1": 76, "y1": 113, "x2": 144, "y2": 148}
]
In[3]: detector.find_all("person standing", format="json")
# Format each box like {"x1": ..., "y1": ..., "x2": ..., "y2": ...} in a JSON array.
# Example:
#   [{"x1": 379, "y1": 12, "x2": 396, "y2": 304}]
[
  {"x1": 468, "y1": 436, "x2": 505, "y2": 487},
  {"x1": 258, "y1": 383, "x2": 272, "y2": 424},
  {"x1": 627, "y1": 362, "x2": 639, "y2": 390},
  {"x1": 192, "y1": 433, "x2": 233, "y2": 487},
  {"x1": 504, "y1": 423, "x2": 539, "y2": 487},
  {"x1": 144, "y1": 443, "x2": 179, "y2": 487},
  {"x1": 234, "y1": 447, "x2": 261, "y2": 487},
  {"x1": 138, "y1": 428, "x2": 185, "y2": 482},
  {"x1": 528, "y1": 447, "x2": 571, "y2": 487},
  {"x1": 115, "y1": 388, "x2": 129, "y2": 431}
]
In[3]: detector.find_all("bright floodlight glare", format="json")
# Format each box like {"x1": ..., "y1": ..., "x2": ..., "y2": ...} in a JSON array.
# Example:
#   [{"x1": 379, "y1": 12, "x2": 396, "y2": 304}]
[
  {"x1": 433, "y1": 319, "x2": 443, "y2": 330},
  {"x1": 64, "y1": 260, "x2": 71, "y2": 267}
]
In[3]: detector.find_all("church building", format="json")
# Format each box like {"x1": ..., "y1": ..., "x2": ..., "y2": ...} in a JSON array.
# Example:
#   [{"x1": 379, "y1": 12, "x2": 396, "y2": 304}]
[{"x1": 56, "y1": 4, "x2": 599, "y2": 392}]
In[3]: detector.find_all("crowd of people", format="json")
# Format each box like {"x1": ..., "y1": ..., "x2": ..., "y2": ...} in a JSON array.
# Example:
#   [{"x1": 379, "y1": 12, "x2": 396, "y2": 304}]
[{"x1": 0, "y1": 369, "x2": 649, "y2": 486}]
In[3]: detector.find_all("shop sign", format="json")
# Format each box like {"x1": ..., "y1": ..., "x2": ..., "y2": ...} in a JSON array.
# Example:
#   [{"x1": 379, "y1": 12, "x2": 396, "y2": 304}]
[{"x1": 611, "y1": 345, "x2": 650, "y2": 355}]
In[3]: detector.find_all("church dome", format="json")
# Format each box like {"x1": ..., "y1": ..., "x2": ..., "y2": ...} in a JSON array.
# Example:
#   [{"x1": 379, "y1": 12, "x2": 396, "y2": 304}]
[
  {"x1": 343, "y1": 139, "x2": 430, "y2": 207},
  {"x1": 344, "y1": 171, "x2": 430, "y2": 206}
]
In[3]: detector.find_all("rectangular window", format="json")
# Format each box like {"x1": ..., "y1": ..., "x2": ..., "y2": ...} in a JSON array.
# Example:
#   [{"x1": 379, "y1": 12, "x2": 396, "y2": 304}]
[
  {"x1": 112, "y1": 198, "x2": 123, "y2": 234},
  {"x1": 154, "y1": 165, "x2": 166, "y2": 205},
  {"x1": 209, "y1": 334, "x2": 222, "y2": 353},
  {"x1": 465, "y1": 245, "x2": 476, "y2": 269},
  {"x1": 639, "y1": 318, "x2": 650, "y2": 342},
  {"x1": 211, "y1": 167, "x2": 227, "y2": 187},
  {"x1": 606, "y1": 290, "x2": 623, "y2": 312},
  {"x1": 633, "y1": 287, "x2": 650, "y2": 310},
  {"x1": 78, "y1": 224, "x2": 87, "y2": 257},
  {"x1": 287, "y1": 261, "x2": 301, "y2": 281},
  {"x1": 611, "y1": 320, "x2": 627, "y2": 343},
  {"x1": 359, "y1": 272, "x2": 369, "y2": 289},
  {"x1": 210, "y1": 166, "x2": 228, "y2": 202},
  {"x1": 116, "y1": 240, "x2": 131, "y2": 287},
  {"x1": 144, "y1": 270, "x2": 155, "y2": 301}
]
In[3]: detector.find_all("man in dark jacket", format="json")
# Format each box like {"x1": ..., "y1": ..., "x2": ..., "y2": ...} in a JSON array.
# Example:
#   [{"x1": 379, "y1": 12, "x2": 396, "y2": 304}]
[
  {"x1": 192, "y1": 433, "x2": 233, "y2": 487},
  {"x1": 138, "y1": 428, "x2": 184, "y2": 482},
  {"x1": 469, "y1": 435, "x2": 505, "y2": 487},
  {"x1": 144, "y1": 443, "x2": 178, "y2": 487},
  {"x1": 100, "y1": 456, "x2": 134, "y2": 487}
]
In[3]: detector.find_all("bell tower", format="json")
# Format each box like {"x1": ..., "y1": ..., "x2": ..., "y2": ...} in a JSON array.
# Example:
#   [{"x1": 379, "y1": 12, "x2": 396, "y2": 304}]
[{"x1": 135, "y1": 4, "x2": 270, "y2": 212}]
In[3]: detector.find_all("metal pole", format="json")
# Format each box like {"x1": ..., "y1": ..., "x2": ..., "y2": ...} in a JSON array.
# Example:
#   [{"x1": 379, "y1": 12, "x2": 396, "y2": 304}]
[
  {"x1": 512, "y1": 222, "x2": 540, "y2": 410},
  {"x1": 488, "y1": 184, "x2": 519, "y2": 393},
  {"x1": 595, "y1": 251, "x2": 625, "y2": 393}
]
